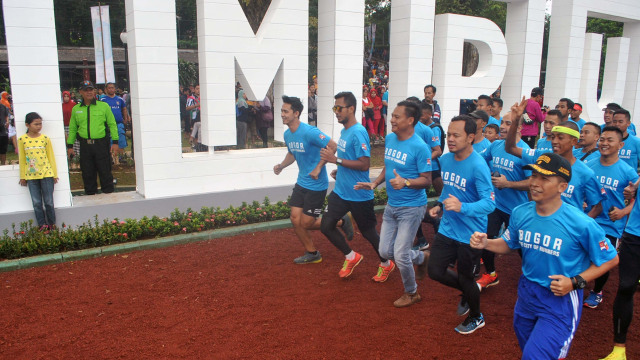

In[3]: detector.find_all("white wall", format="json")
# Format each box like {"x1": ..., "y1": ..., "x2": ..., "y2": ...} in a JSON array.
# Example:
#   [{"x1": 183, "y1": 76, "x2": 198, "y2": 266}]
[{"x1": 1, "y1": 0, "x2": 72, "y2": 215}]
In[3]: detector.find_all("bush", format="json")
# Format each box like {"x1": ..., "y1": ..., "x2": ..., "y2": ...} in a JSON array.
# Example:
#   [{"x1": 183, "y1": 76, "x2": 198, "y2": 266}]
[{"x1": 0, "y1": 190, "x2": 390, "y2": 261}]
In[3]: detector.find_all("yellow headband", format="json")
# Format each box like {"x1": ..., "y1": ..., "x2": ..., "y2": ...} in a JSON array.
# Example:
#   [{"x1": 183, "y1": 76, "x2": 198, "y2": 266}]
[{"x1": 551, "y1": 126, "x2": 580, "y2": 139}]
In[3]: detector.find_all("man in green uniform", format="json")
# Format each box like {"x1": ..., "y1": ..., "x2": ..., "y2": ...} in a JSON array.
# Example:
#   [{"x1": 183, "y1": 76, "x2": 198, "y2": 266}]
[{"x1": 67, "y1": 80, "x2": 119, "y2": 195}]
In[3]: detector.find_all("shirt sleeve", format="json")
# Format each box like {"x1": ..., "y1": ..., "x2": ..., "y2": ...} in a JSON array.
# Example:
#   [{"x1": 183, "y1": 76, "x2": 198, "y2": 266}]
[
  {"x1": 18, "y1": 136, "x2": 26, "y2": 180},
  {"x1": 522, "y1": 148, "x2": 540, "y2": 164},
  {"x1": 584, "y1": 172, "x2": 606, "y2": 207},
  {"x1": 67, "y1": 108, "x2": 78, "y2": 145},
  {"x1": 460, "y1": 158, "x2": 496, "y2": 216},
  {"x1": 307, "y1": 126, "x2": 331, "y2": 148},
  {"x1": 416, "y1": 142, "x2": 432, "y2": 173},
  {"x1": 580, "y1": 218, "x2": 617, "y2": 266},
  {"x1": 45, "y1": 136, "x2": 57, "y2": 178},
  {"x1": 353, "y1": 130, "x2": 371, "y2": 159},
  {"x1": 503, "y1": 208, "x2": 521, "y2": 249}
]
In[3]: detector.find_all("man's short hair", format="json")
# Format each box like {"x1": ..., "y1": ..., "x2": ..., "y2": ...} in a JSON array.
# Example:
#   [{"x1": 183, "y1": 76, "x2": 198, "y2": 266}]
[
  {"x1": 397, "y1": 100, "x2": 421, "y2": 127},
  {"x1": 405, "y1": 96, "x2": 421, "y2": 104},
  {"x1": 424, "y1": 84, "x2": 437, "y2": 93},
  {"x1": 334, "y1": 91, "x2": 357, "y2": 111},
  {"x1": 558, "y1": 121, "x2": 580, "y2": 133},
  {"x1": 531, "y1": 87, "x2": 544, "y2": 97},
  {"x1": 484, "y1": 123, "x2": 499, "y2": 134},
  {"x1": 451, "y1": 115, "x2": 477, "y2": 135},
  {"x1": 583, "y1": 122, "x2": 601, "y2": 135},
  {"x1": 420, "y1": 102, "x2": 433, "y2": 113},
  {"x1": 602, "y1": 126, "x2": 624, "y2": 140},
  {"x1": 282, "y1": 95, "x2": 304, "y2": 114},
  {"x1": 613, "y1": 109, "x2": 631, "y2": 122},
  {"x1": 546, "y1": 109, "x2": 563, "y2": 118},
  {"x1": 559, "y1": 98, "x2": 575, "y2": 110},
  {"x1": 605, "y1": 103, "x2": 622, "y2": 111},
  {"x1": 478, "y1": 94, "x2": 493, "y2": 106},
  {"x1": 492, "y1": 98, "x2": 503, "y2": 108}
]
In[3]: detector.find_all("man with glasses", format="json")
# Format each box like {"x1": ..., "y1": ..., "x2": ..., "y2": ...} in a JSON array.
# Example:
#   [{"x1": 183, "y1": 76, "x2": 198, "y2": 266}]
[{"x1": 320, "y1": 91, "x2": 393, "y2": 281}]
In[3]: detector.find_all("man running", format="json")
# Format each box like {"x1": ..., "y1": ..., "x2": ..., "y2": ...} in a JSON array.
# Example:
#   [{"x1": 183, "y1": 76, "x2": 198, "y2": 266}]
[
  {"x1": 273, "y1": 95, "x2": 338, "y2": 264},
  {"x1": 471, "y1": 152, "x2": 618, "y2": 360},
  {"x1": 319, "y1": 91, "x2": 392, "y2": 281},
  {"x1": 427, "y1": 114, "x2": 495, "y2": 334},
  {"x1": 356, "y1": 100, "x2": 432, "y2": 307}
]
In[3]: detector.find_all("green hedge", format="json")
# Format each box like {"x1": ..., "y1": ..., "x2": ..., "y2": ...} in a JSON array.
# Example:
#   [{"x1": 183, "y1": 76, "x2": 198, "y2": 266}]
[{"x1": 0, "y1": 189, "x2": 389, "y2": 261}]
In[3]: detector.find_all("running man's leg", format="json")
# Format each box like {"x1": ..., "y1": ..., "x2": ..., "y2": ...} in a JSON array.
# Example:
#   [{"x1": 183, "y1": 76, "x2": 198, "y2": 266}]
[
  {"x1": 612, "y1": 234, "x2": 640, "y2": 345},
  {"x1": 428, "y1": 233, "x2": 462, "y2": 289},
  {"x1": 320, "y1": 192, "x2": 351, "y2": 255}
]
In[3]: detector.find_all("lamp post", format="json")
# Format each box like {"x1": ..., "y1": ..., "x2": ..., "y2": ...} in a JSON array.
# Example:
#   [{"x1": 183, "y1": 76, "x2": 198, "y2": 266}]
[{"x1": 120, "y1": 31, "x2": 134, "y2": 161}]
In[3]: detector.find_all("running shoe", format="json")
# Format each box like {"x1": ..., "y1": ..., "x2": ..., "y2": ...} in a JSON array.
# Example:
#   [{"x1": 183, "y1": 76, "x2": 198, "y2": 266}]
[
  {"x1": 339, "y1": 252, "x2": 363, "y2": 278},
  {"x1": 411, "y1": 237, "x2": 429, "y2": 251},
  {"x1": 457, "y1": 296, "x2": 470, "y2": 316},
  {"x1": 599, "y1": 347, "x2": 627, "y2": 360},
  {"x1": 341, "y1": 213, "x2": 355, "y2": 241},
  {"x1": 476, "y1": 273, "x2": 500, "y2": 289},
  {"x1": 393, "y1": 292, "x2": 422, "y2": 308},
  {"x1": 584, "y1": 290, "x2": 603, "y2": 308},
  {"x1": 455, "y1": 313, "x2": 485, "y2": 335},
  {"x1": 372, "y1": 261, "x2": 396, "y2": 282},
  {"x1": 293, "y1": 251, "x2": 322, "y2": 264}
]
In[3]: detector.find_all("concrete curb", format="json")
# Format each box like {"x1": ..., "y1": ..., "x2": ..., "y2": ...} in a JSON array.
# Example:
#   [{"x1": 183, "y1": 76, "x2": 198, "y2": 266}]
[{"x1": 0, "y1": 202, "x2": 441, "y2": 273}]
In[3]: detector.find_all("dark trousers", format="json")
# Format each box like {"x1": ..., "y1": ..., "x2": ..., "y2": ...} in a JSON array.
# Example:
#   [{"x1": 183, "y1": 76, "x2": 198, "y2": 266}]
[
  {"x1": 79, "y1": 137, "x2": 114, "y2": 195},
  {"x1": 320, "y1": 191, "x2": 384, "y2": 262},
  {"x1": 522, "y1": 135, "x2": 537, "y2": 149},
  {"x1": 428, "y1": 233, "x2": 482, "y2": 317},
  {"x1": 481, "y1": 208, "x2": 511, "y2": 274},
  {"x1": 613, "y1": 233, "x2": 640, "y2": 343}
]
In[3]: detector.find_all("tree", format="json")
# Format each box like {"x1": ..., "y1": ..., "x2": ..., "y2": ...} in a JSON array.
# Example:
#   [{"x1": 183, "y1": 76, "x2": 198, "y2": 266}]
[
  {"x1": 586, "y1": 17, "x2": 623, "y2": 89},
  {"x1": 53, "y1": 0, "x2": 127, "y2": 47}
]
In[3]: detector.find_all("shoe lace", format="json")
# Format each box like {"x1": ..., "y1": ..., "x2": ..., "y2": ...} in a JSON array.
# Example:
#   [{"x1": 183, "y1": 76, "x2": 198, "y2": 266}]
[
  {"x1": 375, "y1": 267, "x2": 384, "y2": 277},
  {"x1": 341, "y1": 260, "x2": 349, "y2": 270}
]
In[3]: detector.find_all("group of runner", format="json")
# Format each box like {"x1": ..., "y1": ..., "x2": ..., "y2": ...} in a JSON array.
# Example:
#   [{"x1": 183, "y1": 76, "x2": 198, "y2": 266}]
[{"x1": 273, "y1": 88, "x2": 639, "y2": 360}]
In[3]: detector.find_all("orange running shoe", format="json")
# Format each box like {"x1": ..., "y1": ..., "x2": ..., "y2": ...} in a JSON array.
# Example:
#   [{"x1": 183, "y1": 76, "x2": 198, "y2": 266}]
[
  {"x1": 372, "y1": 261, "x2": 396, "y2": 282},
  {"x1": 476, "y1": 273, "x2": 499, "y2": 289},
  {"x1": 339, "y1": 252, "x2": 363, "y2": 278}
]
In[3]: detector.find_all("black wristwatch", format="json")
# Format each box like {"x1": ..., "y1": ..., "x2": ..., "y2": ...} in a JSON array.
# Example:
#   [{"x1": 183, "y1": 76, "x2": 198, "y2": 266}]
[
  {"x1": 336, "y1": 158, "x2": 343, "y2": 166},
  {"x1": 571, "y1": 275, "x2": 586, "y2": 290}
]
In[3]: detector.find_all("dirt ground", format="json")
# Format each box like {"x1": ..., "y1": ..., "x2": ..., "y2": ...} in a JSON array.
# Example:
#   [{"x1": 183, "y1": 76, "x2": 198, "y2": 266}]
[{"x1": 0, "y1": 216, "x2": 637, "y2": 359}]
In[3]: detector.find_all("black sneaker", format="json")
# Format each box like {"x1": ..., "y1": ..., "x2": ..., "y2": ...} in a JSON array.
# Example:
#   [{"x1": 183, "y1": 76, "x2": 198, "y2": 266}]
[
  {"x1": 457, "y1": 296, "x2": 470, "y2": 316},
  {"x1": 455, "y1": 314, "x2": 485, "y2": 335}
]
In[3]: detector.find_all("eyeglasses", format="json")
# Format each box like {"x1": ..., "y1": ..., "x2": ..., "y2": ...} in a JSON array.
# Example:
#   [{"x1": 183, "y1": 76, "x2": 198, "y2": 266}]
[{"x1": 332, "y1": 105, "x2": 350, "y2": 112}]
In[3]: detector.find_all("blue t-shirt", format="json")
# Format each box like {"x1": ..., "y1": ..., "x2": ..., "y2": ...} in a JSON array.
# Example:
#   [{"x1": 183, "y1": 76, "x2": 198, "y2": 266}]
[
  {"x1": 438, "y1": 151, "x2": 495, "y2": 243},
  {"x1": 504, "y1": 202, "x2": 617, "y2": 288},
  {"x1": 523, "y1": 149, "x2": 604, "y2": 209},
  {"x1": 428, "y1": 123, "x2": 443, "y2": 171},
  {"x1": 415, "y1": 121, "x2": 441, "y2": 150},
  {"x1": 284, "y1": 122, "x2": 331, "y2": 191},
  {"x1": 619, "y1": 134, "x2": 640, "y2": 171},
  {"x1": 100, "y1": 95, "x2": 126, "y2": 124},
  {"x1": 588, "y1": 159, "x2": 639, "y2": 238},
  {"x1": 535, "y1": 137, "x2": 553, "y2": 153},
  {"x1": 624, "y1": 189, "x2": 640, "y2": 237},
  {"x1": 384, "y1": 132, "x2": 432, "y2": 207},
  {"x1": 573, "y1": 148, "x2": 601, "y2": 163},
  {"x1": 335, "y1": 123, "x2": 373, "y2": 202},
  {"x1": 568, "y1": 118, "x2": 585, "y2": 131},
  {"x1": 629, "y1": 123, "x2": 637, "y2": 136},
  {"x1": 381, "y1": 91, "x2": 389, "y2": 115},
  {"x1": 488, "y1": 116, "x2": 501, "y2": 127},
  {"x1": 480, "y1": 139, "x2": 531, "y2": 214},
  {"x1": 473, "y1": 138, "x2": 491, "y2": 154}
]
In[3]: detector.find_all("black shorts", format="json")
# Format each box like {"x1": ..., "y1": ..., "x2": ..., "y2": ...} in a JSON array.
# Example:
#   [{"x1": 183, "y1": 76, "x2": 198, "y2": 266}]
[
  {"x1": 324, "y1": 191, "x2": 377, "y2": 231},
  {"x1": 289, "y1": 183, "x2": 327, "y2": 218},
  {"x1": 0, "y1": 136, "x2": 7, "y2": 155}
]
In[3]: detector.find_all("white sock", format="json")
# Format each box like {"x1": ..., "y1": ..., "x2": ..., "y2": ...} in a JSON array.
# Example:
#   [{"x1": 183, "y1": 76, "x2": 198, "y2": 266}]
[
  {"x1": 345, "y1": 251, "x2": 355, "y2": 260},
  {"x1": 380, "y1": 260, "x2": 390, "y2": 267}
]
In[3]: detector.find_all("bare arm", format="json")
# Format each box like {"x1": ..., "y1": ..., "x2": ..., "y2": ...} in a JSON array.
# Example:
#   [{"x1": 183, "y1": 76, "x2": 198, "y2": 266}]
[
  {"x1": 505, "y1": 97, "x2": 528, "y2": 158},
  {"x1": 309, "y1": 139, "x2": 337, "y2": 179},
  {"x1": 492, "y1": 175, "x2": 530, "y2": 191},
  {"x1": 273, "y1": 152, "x2": 296, "y2": 175},
  {"x1": 470, "y1": 232, "x2": 512, "y2": 254},
  {"x1": 431, "y1": 146, "x2": 442, "y2": 160},
  {"x1": 587, "y1": 202, "x2": 603, "y2": 219},
  {"x1": 355, "y1": 165, "x2": 385, "y2": 190},
  {"x1": 549, "y1": 256, "x2": 619, "y2": 296}
]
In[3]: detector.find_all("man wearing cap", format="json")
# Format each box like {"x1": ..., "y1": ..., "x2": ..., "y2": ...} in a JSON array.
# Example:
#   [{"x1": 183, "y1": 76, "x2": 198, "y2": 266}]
[
  {"x1": 470, "y1": 110, "x2": 492, "y2": 153},
  {"x1": 507, "y1": 98, "x2": 604, "y2": 217},
  {"x1": 471, "y1": 152, "x2": 618, "y2": 360},
  {"x1": 67, "y1": 80, "x2": 119, "y2": 195},
  {"x1": 521, "y1": 87, "x2": 546, "y2": 149},
  {"x1": 570, "y1": 103, "x2": 586, "y2": 131}
]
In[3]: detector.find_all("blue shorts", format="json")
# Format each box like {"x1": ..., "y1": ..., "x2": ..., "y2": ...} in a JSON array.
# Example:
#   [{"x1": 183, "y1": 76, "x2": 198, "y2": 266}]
[
  {"x1": 514, "y1": 275, "x2": 582, "y2": 360},
  {"x1": 117, "y1": 123, "x2": 127, "y2": 149}
]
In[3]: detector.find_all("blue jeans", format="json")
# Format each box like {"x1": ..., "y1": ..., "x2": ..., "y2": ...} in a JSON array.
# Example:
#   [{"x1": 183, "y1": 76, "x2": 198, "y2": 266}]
[
  {"x1": 27, "y1": 177, "x2": 56, "y2": 226},
  {"x1": 379, "y1": 205, "x2": 427, "y2": 294}
]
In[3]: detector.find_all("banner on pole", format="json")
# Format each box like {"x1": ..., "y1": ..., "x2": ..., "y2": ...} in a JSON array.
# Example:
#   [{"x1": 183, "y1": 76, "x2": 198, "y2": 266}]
[{"x1": 90, "y1": 5, "x2": 115, "y2": 84}]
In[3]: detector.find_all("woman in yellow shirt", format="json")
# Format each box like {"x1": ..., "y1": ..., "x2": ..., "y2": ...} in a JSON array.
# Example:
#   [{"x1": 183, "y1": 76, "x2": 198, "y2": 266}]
[{"x1": 18, "y1": 112, "x2": 58, "y2": 229}]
